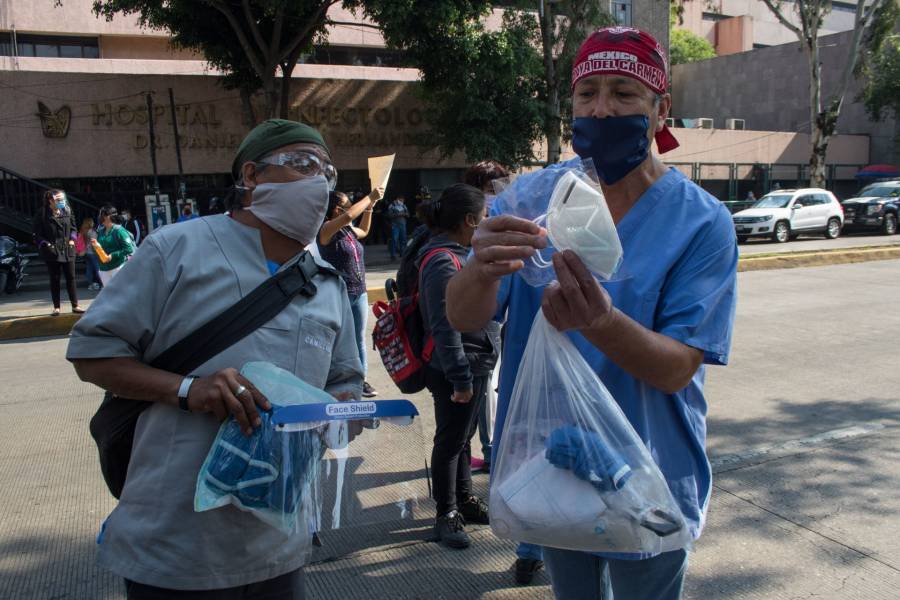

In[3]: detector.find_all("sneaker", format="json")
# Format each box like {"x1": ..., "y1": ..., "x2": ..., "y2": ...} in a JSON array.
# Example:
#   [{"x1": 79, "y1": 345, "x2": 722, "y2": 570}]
[
  {"x1": 89, "y1": 283, "x2": 101, "y2": 291},
  {"x1": 514, "y1": 558, "x2": 544, "y2": 585},
  {"x1": 71, "y1": 306, "x2": 85, "y2": 314},
  {"x1": 362, "y1": 382, "x2": 378, "y2": 398},
  {"x1": 435, "y1": 510, "x2": 470, "y2": 549},
  {"x1": 458, "y1": 495, "x2": 489, "y2": 525}
]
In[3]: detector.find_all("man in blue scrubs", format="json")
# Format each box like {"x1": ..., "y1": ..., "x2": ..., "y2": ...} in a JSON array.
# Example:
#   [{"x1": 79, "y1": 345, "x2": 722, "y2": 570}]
[{"x1": 446, "y1": 26, "x2": 738, "y2": 599}]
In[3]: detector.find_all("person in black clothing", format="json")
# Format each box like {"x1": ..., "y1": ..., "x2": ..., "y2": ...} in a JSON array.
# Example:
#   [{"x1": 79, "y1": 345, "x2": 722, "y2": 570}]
[
  {"x1": 32, "y1": 189, "x2": 85, "y2": 316},
  {"x1": 417, "y1": 183, "x2": 499, "y2": 549},
  {"x1": 121, "y1": 208, "x2": 144, "y2": 245}
]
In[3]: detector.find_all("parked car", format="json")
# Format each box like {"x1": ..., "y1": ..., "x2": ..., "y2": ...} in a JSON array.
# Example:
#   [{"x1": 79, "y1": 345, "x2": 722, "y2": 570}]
[
  {"x1": 840, "y1": 181, "x2": 899, "y2": 235},
  {"x1": 732, "y1": 188, "x2": 844, "y2": 243}
]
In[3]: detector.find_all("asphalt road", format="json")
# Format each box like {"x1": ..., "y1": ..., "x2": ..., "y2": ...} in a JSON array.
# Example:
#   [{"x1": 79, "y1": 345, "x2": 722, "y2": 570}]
[{"x1": 1, "y1": 260, "x2": 899, "y2": 599}]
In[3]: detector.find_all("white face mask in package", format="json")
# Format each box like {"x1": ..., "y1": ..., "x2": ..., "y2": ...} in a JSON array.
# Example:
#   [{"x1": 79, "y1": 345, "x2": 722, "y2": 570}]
[{"x1": 519, "y1": 171, "x2": 623, "y2": 287}]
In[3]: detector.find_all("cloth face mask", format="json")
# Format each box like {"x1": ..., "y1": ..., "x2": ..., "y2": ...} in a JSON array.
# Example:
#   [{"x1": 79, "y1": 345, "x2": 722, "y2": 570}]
[
  {"x1": 572, "y1": 115, "x2": 651, "y2": 185},
  {"x1": 248, "y1": 175, "x2": 329, "y2": 245},
  {"x1": 527, "y1": 171, "x2": 623, "y2": 282}
]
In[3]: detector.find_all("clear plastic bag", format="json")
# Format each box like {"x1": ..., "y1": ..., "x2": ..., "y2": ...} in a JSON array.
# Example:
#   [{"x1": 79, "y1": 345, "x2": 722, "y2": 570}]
[
  {"x1": 490, "y1": 314, "x2": 693, "y2": 554},
  {"x1": 195, "y1": 362, "x2": 427, "y2": 535}
]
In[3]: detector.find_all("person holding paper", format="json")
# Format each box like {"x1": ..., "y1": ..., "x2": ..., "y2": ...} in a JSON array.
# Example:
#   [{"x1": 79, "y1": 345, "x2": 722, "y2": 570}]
[{"x1": 318, "y1": 187, "x2": 384, "y2": 398}]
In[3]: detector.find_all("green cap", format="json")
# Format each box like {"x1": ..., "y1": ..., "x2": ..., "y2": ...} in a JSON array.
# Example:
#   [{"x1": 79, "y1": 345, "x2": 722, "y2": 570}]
[{"x1": 231, "y1": 118, "x2": 329, "y2": 180}]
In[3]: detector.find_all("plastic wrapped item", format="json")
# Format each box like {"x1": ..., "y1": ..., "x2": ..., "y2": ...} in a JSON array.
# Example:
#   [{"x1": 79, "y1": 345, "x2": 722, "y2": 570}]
[
  {"x1": 490, "y1": 314, "x2": 693, "y2": 554},
  {"x1": 195, "y1": 362, "x2": 427, "y2": 535},
  {"x1": 509, "y1": 165, "x2": 623, "y2": 287}
]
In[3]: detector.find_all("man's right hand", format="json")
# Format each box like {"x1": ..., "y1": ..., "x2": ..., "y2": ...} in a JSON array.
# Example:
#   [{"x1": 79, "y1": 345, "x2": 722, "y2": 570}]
[
  {"x1": 187, "y1": 368, "x2": 271, "y2": 436},
  {"x1": 470, "y1": 215, "x2": 548, "y2": 281}
]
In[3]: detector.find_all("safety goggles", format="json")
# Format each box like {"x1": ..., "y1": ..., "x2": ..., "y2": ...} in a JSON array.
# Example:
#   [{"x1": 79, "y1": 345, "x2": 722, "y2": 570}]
[{"x1": 259, "y1": 151, "x2": 338, "y2": 190}]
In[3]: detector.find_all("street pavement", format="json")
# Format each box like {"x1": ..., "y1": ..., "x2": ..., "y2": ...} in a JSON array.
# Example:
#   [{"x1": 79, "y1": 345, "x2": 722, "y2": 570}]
[{"x1": 1, "y1": 259, "x2": 899, "y2": 599}]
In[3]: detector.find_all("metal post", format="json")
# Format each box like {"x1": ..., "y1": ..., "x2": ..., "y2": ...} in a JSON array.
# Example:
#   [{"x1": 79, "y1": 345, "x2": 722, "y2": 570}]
[
  {"x1": 146, "y1": 92, "x2": 161, "y2": 206},
  {"x1": 168, "y1": 88, "x2": 185, "y2": 201}
]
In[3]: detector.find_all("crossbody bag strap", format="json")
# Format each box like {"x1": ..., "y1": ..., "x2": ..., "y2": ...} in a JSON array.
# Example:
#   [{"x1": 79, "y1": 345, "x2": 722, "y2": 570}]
[{"x1": 150, "y1": 250, "x2": 333, "y2": 375}]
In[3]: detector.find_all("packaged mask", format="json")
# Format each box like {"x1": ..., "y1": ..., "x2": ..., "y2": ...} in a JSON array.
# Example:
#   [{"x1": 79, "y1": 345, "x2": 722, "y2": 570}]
[{"x1": 520, "y1": 171, "x2": 623, "y2": 286}]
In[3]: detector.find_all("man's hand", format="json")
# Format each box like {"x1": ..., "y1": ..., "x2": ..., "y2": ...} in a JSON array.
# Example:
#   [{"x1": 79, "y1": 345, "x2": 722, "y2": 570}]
[
  {"x1": 187, "y1": 368, "x2": 270, "y2": 435},
  {"x1": 542, "y1": 250, "x2": 615, "y2": 332},
  {"x1": 470, "y1": 215, "x2": 547, "y2": 281},
  {"x1": 451, "y1": 388, "x2": 474, "y2": 404}
]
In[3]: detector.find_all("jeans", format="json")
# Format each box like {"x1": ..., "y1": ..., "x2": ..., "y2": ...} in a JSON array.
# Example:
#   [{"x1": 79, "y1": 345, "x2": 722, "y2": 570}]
[
  {"x1": 124, "y1": 568, "x2": 305, "y2": 599},
  {"x1": 46, "y1": 260, "x2": 77, "y2": 309},
  {"x1": 390, "y1": 222, "x2": 407, "y2": 259},
  {"x1": 348, "y1": 292, "x2": 368, "y2": 378},
  {"x1": 425, "y1": 367, "x2": 488, "y2": 516},
  {"x1": 517, "y1": 542, "x2": 543, "y2": 561},
  {"x1": 543, "y1": 548, "x2": 688, "y2": 600},
  {"x1": 84, "y1": 253, "x2": 102, "y2": 287}
]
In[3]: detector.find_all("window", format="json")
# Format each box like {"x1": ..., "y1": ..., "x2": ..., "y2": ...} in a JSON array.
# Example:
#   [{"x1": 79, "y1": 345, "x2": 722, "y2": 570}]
[
  {"x1": 301, "y1": 44, "x2": 408, "y2": 68},
  {"x1": 612, "y1": 0, "x2": 632, "y2": 26},
  {"x1": 0, "y1": 33, "x2": 99, "y2": 58}
]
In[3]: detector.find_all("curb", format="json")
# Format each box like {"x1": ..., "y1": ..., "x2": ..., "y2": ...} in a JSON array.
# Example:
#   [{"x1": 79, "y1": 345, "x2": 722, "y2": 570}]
[{"x1": 3, "y1": 245, "x2": 899, "y2": 342}]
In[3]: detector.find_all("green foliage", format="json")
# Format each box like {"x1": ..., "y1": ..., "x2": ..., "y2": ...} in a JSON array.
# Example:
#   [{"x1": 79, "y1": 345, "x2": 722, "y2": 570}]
[
  {"x1": 669, "y1": 28, "x2": 716, "y2": 65},
  {"x1": 861, "y1": 35, "x2": 900, "y2": 121}
]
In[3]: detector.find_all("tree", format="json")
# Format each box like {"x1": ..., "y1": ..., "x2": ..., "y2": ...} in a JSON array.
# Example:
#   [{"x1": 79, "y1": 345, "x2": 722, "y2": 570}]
[
  {"x1": 759, "y1": 0, "x2": 895, "y2": 188},
  {"x1": 860, "y1": 34, "x2": 900, "y2": 122},
  {"x1": 669, "y1": 28, "x2": 716, "y2": 65},
  {"x1": 92, "y1": 1, "x2": 334, "y2": 121}
]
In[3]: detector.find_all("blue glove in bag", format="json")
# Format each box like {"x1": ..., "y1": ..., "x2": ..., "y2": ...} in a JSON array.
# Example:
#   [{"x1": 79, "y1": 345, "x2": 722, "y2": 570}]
[
  {"x1": 545, "y1": 425, "x2": 632, "y2": 493},
  {"x1": 195, "y1": 362, "x2": 336, "y2": 533}
]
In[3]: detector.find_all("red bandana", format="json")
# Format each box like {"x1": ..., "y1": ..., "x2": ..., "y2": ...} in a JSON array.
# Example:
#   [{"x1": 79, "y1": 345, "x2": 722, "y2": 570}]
[{"x1": 571, "y1": 27, "x2": 679, "y2": 154}]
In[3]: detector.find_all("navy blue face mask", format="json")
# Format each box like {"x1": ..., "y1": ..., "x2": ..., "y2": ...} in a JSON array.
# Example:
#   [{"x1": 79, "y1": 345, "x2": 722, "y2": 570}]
[{"x1": 572, "y1": 115, "x2": 651, "y2": 185}]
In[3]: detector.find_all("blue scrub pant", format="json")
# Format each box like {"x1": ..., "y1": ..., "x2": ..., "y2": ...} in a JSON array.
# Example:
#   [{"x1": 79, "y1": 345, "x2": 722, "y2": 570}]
[
  {"x1": 348, "y1": 292, "x2": 368, "y2": 378},
  {"x1": 543, "y1": 548, "x2": 688, "y2": 600},
  {"x1": 390, "y1": 222, "x2": 406, "y2": 259}
]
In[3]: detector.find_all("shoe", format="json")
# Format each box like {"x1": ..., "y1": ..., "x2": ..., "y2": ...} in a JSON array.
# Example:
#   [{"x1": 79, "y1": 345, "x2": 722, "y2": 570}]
[
  {"x1": 72, "y1": 306, "x2": 85, "y2": 314},
  {"x1": 362, "y1": 382, "x2": 378, "y2": 398},
  {"x1": 435, "y1": 510, "x2": 470, "y2": 549},
  {"x1": 51, "y1": 308, "x2": 60, "y2": 316},
  {"x1": 89, "y1": 283, "x2": 100, "y2": 291},
  {"x1": 458, "y1": 495, "x2": 489, "y2": 525},
  {"x1": 514, "y1": 558, "x2": 544, "y2": 585},
  {"x1": 470, "y1": 457, "x2": 490, "y2": 473}
]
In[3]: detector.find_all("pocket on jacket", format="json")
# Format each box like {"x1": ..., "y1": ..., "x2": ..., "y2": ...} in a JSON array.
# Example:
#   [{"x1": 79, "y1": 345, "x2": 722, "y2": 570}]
[{"x1": 296, "y1": 318, "x2": 336, "y2": 389}]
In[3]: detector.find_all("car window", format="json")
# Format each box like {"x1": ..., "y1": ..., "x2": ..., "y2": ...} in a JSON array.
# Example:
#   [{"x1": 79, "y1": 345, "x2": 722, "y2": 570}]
[
  {"x1": 795, "y1": 196, "x2": 814, "y2": 206},
  {"x1": 859, "y1": 185, "x2": 900, "y2": 198},
  {"x1": 818, "y1": 194, "x2": 833, "y2": 204},
  {"x1": 754, "y1": 194, "x2": 793, "y2": 208}
]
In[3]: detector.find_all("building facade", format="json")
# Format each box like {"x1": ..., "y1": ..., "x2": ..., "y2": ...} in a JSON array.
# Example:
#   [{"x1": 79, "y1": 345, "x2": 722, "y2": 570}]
[{"x1": 677, "y1": 0, "x2": 859, "y2": 56}]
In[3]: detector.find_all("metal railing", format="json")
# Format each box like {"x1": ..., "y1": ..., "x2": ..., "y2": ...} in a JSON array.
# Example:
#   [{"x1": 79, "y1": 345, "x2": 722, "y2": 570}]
[{"x1": 0, "y1": 165, "x2": 99, "y2": 237}]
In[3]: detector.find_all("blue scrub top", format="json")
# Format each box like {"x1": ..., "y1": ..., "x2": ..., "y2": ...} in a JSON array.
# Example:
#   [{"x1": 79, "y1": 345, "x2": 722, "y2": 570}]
[{"x1": 491, "y1": 161, "x2": 738, "y2": 541}]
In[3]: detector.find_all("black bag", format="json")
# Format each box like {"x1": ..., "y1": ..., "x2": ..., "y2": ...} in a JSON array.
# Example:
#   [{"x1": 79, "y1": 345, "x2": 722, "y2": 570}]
[{"x1": 89, "y1": 251, "x2": 336, "y2": 499}]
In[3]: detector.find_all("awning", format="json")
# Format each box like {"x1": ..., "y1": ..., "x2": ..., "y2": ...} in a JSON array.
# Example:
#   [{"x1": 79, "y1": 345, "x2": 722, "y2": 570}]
[{"x1": 855, "y1": 164, "x2": 900, "y2": 178}]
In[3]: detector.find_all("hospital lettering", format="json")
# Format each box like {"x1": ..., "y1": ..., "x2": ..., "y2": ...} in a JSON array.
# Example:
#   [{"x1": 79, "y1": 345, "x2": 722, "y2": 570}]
[
  {"x1": 292, "y1": 106, "x2": 424, "y2": 130},
  {"x1": 132, "y1": 132, "x2": 240, "y2": 151},
  {"x1": 93, "y1": 102, "x2": 223, "y2": 128}
]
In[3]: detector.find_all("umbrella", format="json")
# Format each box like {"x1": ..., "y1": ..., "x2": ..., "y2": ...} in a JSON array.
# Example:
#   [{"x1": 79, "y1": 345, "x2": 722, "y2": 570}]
[{"x1": 855, "y1": 164, "x2": 900, "y2": 179}]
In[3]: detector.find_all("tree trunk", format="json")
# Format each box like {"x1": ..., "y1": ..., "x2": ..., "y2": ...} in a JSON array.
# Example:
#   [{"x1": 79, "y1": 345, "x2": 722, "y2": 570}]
[
  {"x1": 239, "y1": 87, "x2": 257, "y2": 128},
  {"x1": 540, "y1": 1, "x2": 561, "y2": 164},
  {"x1": 806, "y1": 35, "x2": 828, "y2": 189}
]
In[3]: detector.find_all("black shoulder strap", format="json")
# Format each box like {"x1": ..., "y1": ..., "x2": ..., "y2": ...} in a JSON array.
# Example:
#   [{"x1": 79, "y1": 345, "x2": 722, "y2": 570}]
[{"x1": 150, "y1": 250, "x2": 335, "y2": 375}]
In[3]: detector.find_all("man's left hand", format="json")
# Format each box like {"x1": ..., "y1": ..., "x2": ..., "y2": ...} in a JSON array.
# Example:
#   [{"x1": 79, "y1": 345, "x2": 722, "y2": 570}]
[{"x1": 541, "y1": 250, "x2": 615, "y2": 332}]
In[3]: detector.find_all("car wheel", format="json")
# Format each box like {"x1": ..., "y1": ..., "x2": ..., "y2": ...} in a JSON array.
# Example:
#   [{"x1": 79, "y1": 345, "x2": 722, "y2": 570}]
[
  {"x1": 737, "y1": 235, "x2": 749, "y2": 244},
  {"x1": 825, "y1": 217, "x2": 841, "y2": 239},
  {"x1": 882, "y1": 213, "x2": 898, "y2": 235},
  {"x1": 772, "y1": 221, "x2": 790, "y2": 243}
]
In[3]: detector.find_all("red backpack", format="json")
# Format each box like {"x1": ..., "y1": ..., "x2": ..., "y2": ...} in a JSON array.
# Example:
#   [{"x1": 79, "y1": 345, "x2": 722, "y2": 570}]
[{"x1": 372, "y1": 247, "x2": 462, "y2": 393}]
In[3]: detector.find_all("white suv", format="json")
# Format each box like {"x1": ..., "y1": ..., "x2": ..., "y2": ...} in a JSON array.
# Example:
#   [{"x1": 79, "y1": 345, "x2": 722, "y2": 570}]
[{"x1": 732, "y1": 188, "x2": 844, "y2": 243}]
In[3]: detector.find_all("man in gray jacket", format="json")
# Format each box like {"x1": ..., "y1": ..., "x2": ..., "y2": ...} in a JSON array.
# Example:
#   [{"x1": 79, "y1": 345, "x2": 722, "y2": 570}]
[{"x1": 68, "y1": 119, "x2": 363, "y2": 599}]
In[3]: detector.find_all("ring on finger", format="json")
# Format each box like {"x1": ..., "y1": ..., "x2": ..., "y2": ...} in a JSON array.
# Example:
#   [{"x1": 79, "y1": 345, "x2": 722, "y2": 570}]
[{"x1": 234, "y1": 384, "x2": 247, "y2": 397}]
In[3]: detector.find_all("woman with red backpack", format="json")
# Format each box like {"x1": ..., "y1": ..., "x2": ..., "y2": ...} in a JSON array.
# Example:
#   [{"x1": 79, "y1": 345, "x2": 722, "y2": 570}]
[{"x1": 416, "y1": 183, "x2": 500, "y2": 550}]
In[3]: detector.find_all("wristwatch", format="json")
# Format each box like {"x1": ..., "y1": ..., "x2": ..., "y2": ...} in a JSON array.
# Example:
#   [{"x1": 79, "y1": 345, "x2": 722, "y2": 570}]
[{"x1": 178, "y1": 376, "x2": 197, "y2": 412}]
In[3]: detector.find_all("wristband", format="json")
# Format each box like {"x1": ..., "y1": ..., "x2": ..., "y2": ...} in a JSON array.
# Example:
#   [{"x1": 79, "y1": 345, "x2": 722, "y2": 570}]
[{"x1": 177, "y1": 376, "x2": 196, "y2": 412}]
